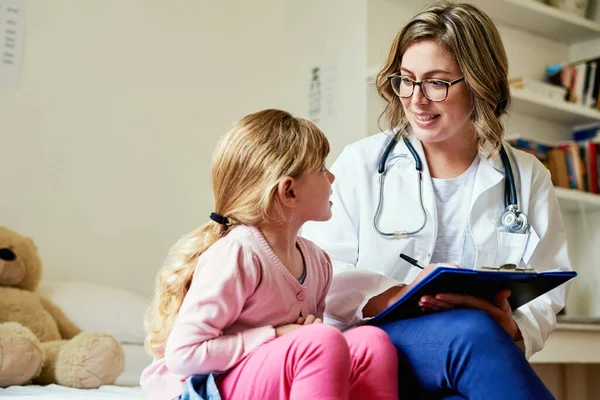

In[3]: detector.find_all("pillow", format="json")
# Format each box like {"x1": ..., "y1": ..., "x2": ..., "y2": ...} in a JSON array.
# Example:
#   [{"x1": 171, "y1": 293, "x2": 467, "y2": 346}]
[{"x1": 37, "y1": 281, "x2": 150, "y2": 344}]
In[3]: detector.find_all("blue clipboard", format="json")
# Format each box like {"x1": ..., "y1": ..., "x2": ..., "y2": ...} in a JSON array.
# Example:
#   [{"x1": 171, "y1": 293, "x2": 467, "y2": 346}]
[{"x1": 366, "y1": 267, "x2": 577, "y2": 326}]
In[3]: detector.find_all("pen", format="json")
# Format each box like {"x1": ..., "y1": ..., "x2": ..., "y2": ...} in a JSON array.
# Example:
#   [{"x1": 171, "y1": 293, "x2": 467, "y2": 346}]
[{"x1": 399, "y1": 253, "x2": 425, "y2": 269}]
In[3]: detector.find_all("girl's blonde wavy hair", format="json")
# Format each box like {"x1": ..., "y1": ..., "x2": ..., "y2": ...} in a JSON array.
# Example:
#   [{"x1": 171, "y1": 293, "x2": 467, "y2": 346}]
[
  {"x1": 144, "y1": 109, "x2": 330, "y2": 358},
  {"x1": 376, "y1": 0, "x2": 510, "y2": 156}
]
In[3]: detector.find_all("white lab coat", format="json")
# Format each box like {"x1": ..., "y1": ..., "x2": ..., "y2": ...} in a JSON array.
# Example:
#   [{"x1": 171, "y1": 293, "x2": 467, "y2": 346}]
[{"x1": 302, "y1": 131, "x2": 572, "y2": 360}]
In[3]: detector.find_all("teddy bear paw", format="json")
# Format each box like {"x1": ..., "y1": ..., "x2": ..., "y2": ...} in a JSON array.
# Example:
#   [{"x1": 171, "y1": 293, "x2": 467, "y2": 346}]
[
  {"x1": 0, "y1": 322, "x2": 44, "y2": 387},
  {"x1": 55, "y1": 332, "x2": 125, "y2": 389}
]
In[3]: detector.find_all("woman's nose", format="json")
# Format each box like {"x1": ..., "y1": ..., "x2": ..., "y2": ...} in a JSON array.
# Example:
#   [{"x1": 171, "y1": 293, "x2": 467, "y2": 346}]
[{"x1": 411, "y1": 84, "x2": 430, "y2": 105}]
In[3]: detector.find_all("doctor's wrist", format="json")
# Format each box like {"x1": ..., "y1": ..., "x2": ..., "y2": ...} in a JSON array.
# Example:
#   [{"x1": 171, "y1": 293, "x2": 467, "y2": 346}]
[
  {"x1": 363, "y1": 285, "x2": 407, "y2": 317},
  {"x1": 512, "y1": 324, "x2": 523, "y2": 342}
]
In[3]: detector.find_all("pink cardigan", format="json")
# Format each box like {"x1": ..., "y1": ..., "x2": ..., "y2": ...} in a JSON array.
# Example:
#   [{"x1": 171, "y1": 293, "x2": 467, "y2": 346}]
[{"x1": 140, "y1": 225, "x2": 332, "y2": 400}]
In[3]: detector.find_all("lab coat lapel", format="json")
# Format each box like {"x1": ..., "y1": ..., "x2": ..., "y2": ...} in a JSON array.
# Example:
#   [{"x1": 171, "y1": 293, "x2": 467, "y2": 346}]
[
  {"x1": 471, "y1": 143, "x2": 504, "y2": 211},
  {"x1": 470, "y1": 143, "x2": 505, "y2": 268}
]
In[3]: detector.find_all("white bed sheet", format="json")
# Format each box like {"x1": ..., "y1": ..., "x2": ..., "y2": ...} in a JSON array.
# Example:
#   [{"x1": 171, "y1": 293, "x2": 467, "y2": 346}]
[
  {"x1": 0, "y1": 384, "x2": 147, "y2": 399},
  {"x1": 0, "y1": 343, "x2": 153, "y2": 399}
]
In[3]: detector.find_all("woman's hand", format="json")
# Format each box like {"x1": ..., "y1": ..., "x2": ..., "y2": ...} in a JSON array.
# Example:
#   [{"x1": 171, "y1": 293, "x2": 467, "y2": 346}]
[
  {"x1": 362, "y1": 263, "x2": 454, "y2": 317},
  {"x1": 423, "y1": 289, "x2": 522, "y2": 341},
  {"x1": 391, "y1": 263, "x2": 459, "y2": 307},
  {"x1": 274, "y1": 315, "x2": 322, "y2": 337}
]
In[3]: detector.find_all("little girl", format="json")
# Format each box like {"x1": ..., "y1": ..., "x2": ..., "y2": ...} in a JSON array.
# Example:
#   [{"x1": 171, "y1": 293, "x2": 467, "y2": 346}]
[{"x1": 140, "y1": 109, "x2": 399, "y2": 400}]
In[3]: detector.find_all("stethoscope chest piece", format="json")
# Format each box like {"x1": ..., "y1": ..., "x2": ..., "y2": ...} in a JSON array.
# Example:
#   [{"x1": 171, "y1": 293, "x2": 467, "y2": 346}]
[{"x1": 501, "y1": 205, "x2": 529, "y2": 234}]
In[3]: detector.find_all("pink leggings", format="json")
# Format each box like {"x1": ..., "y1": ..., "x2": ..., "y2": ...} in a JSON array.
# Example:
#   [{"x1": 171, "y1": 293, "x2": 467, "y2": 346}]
[{"x1": 216, "y1": 324, "x2": 399, "y2": 400}]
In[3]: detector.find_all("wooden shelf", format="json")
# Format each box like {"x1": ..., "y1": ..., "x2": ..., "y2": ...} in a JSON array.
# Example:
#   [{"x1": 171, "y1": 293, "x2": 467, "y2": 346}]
[
  {"x1": 555, "y1": 188, "x2": 600, "y2": 212},
  {"x1": 467, "y1": 0, "x2": 600, "y2": 44},
  {"x1": 510, "y1": 89, "x2": 600, "y2": 126},
  {"x1": 557, "y1": 316, "x2": 600, "y2": 329},
  {"x1": 530, "y1": 322, "x2": 600, "y2": 363}
]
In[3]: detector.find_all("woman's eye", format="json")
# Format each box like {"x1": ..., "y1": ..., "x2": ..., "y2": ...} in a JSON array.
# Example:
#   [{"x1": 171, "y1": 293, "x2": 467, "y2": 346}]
[
  {"x1": 401, "y1": 77, "x2": 412, "y2": 85},
  {"x1": 428, "y1": 80, "x2": 445, "y2": 87}
]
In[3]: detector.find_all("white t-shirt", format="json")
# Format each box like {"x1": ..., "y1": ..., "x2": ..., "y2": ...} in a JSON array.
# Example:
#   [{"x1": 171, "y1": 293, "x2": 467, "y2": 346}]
[{"x1": 429, "y1": 157, "x2": 479, "y2": 270}]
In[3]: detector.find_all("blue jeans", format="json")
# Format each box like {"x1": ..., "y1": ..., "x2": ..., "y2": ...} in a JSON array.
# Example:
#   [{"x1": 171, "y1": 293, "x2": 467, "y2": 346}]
[{"x1": 379, "y1": 309, "x2": 554, "y2": 400}]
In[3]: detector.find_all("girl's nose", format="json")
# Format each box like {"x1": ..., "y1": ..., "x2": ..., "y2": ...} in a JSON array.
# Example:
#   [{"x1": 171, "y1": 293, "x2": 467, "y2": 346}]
[{"x1": 327, "y1": 170, "x2": 335, "y2": 184}]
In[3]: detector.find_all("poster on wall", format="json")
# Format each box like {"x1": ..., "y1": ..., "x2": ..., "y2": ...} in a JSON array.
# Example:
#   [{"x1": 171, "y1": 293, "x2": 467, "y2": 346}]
[
  {"x1": 308, "y1": 64, "x2": 337, "y2": 134},
  {"x1": 0, "y1": 0, "x2": 24, "y2": 89}
]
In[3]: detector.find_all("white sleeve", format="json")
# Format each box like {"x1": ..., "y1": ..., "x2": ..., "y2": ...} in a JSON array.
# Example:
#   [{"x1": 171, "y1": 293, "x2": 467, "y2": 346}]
[
  {"x1": 512, "y1": 168, "x2": 572, "y2": 360},
  {"x1": 302, "y1": 146, "x2": 402, "y2": 328}
]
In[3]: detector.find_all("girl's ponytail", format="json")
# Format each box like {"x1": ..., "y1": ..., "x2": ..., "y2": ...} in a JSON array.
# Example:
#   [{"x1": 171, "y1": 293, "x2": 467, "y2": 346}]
[{"x1": 144, "y1": 221, "x2": 231, "y2": 358}]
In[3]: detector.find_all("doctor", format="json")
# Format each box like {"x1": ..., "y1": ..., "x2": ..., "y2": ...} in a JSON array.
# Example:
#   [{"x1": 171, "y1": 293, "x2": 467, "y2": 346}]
[{"x1": 303, "y1": 2, "x2": 571, "y2": 400}]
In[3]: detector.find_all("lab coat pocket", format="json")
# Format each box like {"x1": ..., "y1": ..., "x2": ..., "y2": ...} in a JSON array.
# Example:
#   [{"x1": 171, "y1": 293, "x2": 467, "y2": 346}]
[{"x1": 495, "y1": 231, "x2": 528, "y2": 267}]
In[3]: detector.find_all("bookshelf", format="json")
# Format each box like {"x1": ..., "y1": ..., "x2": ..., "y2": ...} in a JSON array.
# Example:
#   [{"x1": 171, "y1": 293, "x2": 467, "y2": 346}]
[
  {"x1": 467, "y1": 0, "x2": 600, "y2": 44},
  {"x1": 511, "y1": 89, "x2": 600, "y2": 125}
]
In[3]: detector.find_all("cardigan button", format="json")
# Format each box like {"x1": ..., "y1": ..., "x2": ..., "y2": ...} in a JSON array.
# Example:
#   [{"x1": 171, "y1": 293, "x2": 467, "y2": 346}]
[{"x1": 296, "y1": 292, "x2": 305, "y2": 301}]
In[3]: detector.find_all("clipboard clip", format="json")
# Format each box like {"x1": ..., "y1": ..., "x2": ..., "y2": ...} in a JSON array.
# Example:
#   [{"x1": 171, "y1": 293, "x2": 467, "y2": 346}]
[{"x1": 478, "y1": 263, "x2": 536, "y2": 273}]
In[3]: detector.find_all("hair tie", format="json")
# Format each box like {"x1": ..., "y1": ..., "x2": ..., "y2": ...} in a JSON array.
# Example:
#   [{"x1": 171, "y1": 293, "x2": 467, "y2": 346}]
[{"x1": 210, "y1": 212, "x2": 229, "y2": 225}]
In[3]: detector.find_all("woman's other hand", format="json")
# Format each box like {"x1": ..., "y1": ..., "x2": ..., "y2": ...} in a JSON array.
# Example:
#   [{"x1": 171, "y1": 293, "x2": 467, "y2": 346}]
[{"x1": 431, "y1": 289, "x2": 522, "y2": 341}]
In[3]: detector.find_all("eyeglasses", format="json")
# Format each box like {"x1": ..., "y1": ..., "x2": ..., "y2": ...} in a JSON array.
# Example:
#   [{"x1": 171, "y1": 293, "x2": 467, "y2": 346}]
[{"x1": 389, "y1": 75, "x2": 465, "y2": 102}]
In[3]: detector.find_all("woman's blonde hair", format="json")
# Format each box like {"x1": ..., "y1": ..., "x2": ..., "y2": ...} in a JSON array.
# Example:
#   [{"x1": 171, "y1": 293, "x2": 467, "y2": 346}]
[
  {"x1": 376, "y1": 0, "x2": 510, "y2": 156},
  {"x1": 144, "y1": 109, "x2": 330, "y2": 358}
]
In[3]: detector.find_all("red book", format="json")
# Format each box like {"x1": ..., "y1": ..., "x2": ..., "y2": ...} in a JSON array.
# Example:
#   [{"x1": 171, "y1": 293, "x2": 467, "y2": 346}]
[{"x1": 585, "y1": 140, "x2": 598, "y2": 193}]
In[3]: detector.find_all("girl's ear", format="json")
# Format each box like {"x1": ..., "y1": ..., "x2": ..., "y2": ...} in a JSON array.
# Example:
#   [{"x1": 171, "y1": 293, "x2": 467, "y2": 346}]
[{"x1": 276, "y1": 176, "x2": 297, "y2": 208}]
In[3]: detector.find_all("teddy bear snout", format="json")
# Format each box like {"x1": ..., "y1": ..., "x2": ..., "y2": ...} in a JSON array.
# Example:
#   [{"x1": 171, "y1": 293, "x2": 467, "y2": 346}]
[
  {"x1": 0, "y1": 249, "x2": 25, "y2": 286},
  {"x1": 0, "y1": 248, "x2": 16, "y2": 261}
]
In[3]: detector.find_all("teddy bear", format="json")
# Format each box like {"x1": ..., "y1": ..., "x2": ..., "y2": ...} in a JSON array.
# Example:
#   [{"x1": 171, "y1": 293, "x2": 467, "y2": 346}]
[{"x1": 0, "y1": 226, "x2": 125, "y2": 388}]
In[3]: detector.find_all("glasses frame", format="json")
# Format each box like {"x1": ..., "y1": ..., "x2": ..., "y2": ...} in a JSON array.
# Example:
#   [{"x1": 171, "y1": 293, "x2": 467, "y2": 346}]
[{"x1": 389, "y1": 74, "x2": 465, "y2": 102}]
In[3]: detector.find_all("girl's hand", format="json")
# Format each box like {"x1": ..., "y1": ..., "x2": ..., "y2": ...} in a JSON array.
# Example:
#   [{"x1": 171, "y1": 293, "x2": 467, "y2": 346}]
[
  {"x1": 427, "y1": 289, "x2": 521, "y2": 341},
  {"x1": 275, "y1": 315, "x2": 323, "y2": 337},
  {"x1": 275, "y1": 323, "x2": 303, "y2": 337},
  {"x1": 295, "y1": 314, "x2": 323, "y2": 325}
]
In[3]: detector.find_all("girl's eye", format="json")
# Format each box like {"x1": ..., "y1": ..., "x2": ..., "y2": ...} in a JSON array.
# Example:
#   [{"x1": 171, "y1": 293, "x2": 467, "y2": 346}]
[{"x1": 319, "y1": 164, "x2": 327, "y2": 172}]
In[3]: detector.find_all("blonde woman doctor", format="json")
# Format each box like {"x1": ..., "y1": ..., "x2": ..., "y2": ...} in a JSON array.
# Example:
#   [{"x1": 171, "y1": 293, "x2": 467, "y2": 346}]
[{"x1": 303, "y1": 2, "x2": 570, "y2": 400}]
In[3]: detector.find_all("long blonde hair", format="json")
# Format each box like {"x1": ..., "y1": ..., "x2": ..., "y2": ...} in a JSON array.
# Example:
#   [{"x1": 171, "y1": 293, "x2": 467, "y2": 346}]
[
  {"x1": 376, "y1": 0, "x2": 510, "y2": 156},
  {"x1": 144, "y1": 109, "x2": 330, "y2": 358}
]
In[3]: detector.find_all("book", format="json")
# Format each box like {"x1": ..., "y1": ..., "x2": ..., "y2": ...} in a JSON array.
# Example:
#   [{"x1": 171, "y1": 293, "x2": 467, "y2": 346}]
[
  {"x1": 547, "y1": 147, "x2": 570, "y2": 189},
  {"x1": 585, "y1": 140, "x2": 598, "y2": 193}
]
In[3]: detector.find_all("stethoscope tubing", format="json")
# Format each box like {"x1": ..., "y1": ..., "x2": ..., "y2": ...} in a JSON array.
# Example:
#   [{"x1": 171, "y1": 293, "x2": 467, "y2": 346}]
[{"x1": 373, "y1": 133, "x2": 526, "y2": 238}]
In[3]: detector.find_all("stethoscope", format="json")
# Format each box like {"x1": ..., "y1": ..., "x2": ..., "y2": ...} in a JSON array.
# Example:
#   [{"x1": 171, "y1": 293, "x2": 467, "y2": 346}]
[{"x1": 373, "y1": 134, "x2": 529, "y2": 239}]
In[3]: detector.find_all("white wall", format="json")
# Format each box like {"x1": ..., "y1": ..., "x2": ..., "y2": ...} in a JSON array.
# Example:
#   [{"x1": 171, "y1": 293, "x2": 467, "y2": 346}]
[
  {"x1": 0, "y1": 0, "x2": 294, "y2": 297},
  {"x1": 281, "y1": 0, "x2": 368, "y2": 160}
]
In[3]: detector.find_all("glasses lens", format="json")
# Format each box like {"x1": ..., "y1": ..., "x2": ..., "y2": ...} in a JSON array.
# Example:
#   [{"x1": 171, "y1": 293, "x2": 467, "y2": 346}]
[
  {"x1": 391, "y1": 76, "x2": 414, "y2": 98},
  {"x1": 422, "y1": 80, "x2": 448, "y2": 101}
]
